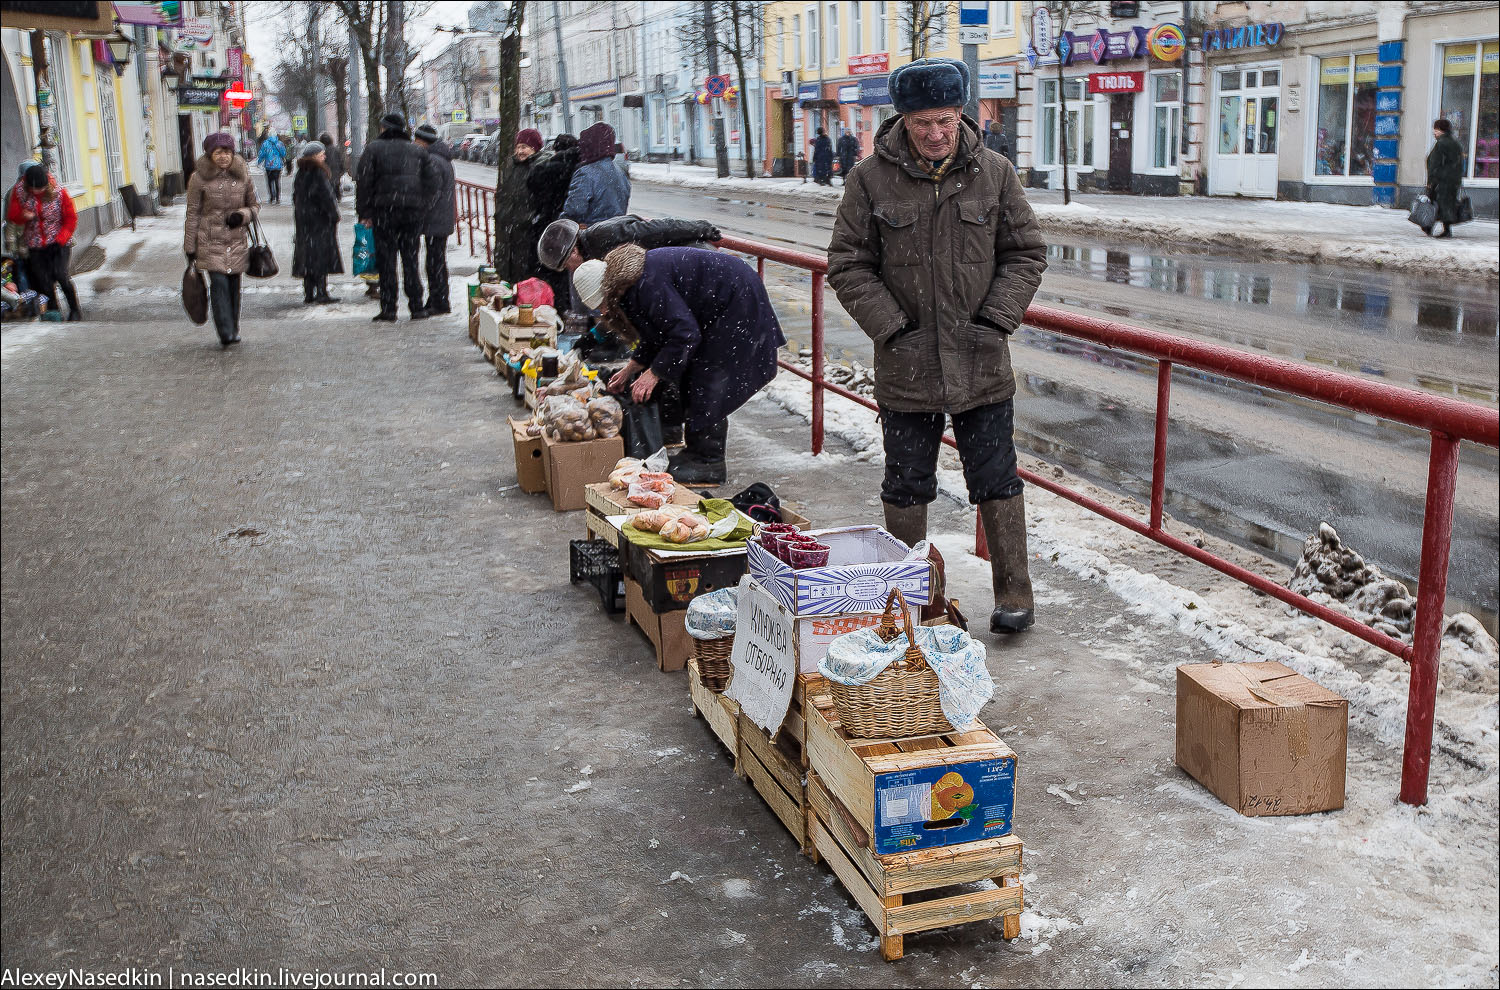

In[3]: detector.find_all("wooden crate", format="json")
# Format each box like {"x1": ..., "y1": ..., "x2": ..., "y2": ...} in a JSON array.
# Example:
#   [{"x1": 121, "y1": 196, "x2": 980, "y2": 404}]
[
  {"x1": 584, "y1": 482, "x2": 701, "y2": 519},
  {"x1": 585, "y1": 508, "x2": 618, "y2": 547},
  {"x1": 736, "y1": 673, "x2": 826, "y2": 858},
  {"x1": 688, "y1": 658, "x2": 741, "y2": 775},
  {"x1": 808, "y1": 772, "x2": 1023, "y2": 961}
]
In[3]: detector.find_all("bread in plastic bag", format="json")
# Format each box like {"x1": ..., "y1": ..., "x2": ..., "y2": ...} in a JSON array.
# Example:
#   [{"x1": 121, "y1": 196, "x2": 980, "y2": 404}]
[
  {"x1": 610, "y1": 457, "x2": 644, "y2": 489},
  {"x1": 632, "y1": 506, "x2": 692, "y2": 532},
  {"x1": 660, "y1": 513, "x2": 711, "y2": 544}
]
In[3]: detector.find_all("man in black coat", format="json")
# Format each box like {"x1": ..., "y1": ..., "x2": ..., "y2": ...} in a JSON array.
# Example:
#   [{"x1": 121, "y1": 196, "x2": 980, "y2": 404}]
[
  {"x1": 535, "y1": 215, "x2": 722, "y2": 274},
  {"x1": 836, "y1": 131, "x2": 860, "y2": 184},
  {"x1": 413, "y1": 124, "x2": 456, "y2": 313},
  {"x1": 355, "y1": 112, "x2": 437, "y2": 322}
]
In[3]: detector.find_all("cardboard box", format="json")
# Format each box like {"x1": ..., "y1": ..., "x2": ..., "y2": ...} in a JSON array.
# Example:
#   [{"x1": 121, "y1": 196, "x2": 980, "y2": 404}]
[
  {"x1": 625, "y1": 574, "x2": 694, "y2": 671},
  {"x1": 1175, "y1": 662, "x2": 1348, "y2": 817},
  {"x1": 542, "y1": 433, "x2": 625, "y2": 512},
  {"x1": 748, "y1": 525, "x2": 932, "y2": 616},
  {"x1": 477, "y1": 306, "x2": 558, "y2": 353},
  {"x1": 509, "y1": 416, "x2": 547, "y2": 494}
]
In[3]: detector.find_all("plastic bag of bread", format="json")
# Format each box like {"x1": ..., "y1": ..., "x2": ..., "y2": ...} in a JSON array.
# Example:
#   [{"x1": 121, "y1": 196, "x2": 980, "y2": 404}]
[
  {"x1": 627, "y1": 472, "x2": 675, "y2": 507},
  {"x1": 660, "y1": 513, "x2": 711, "y2": 544},
  {"x1": 631, "y1": 506, "x2": 692, "y2": 532},
  {"x1": 540, "y1": 395, "x2": 596, "y2": 442},
  {"x1": 609, "y1": 457, "x2": 644, "y2": 489},
  {"x1": 588, "y1": 396, "x2": 623, "y2": 439}
]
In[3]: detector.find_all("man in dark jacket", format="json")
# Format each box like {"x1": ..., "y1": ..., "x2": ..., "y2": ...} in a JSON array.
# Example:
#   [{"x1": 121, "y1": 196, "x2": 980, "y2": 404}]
[
  {"x1": 536, "y1": 215, "x2": 721, "y2": 273},
  {"x1": 318, "y1": 131, "x2": 344, "y2": 200},
  {"x1": 561, "y1": 122, "x2": 630, "y2": 226},
  {"x1": 984, "y1": 120, "x2": 1012, "y2": 161},
  {"x1": 836, "y1": 131, "x2": 860, "y2": 184},
  {"x1": 1424, "y1": 118, "x2": 1465, "y2": 238},
  {"x1": 413, "y1": 124, "x2": 456, "y2": 313},
  {"x1": 811, "y1": 129, "x2": 834, "y2": 185},
  {"x1": 356, "y1": 112, "x2": 437, "y2": 321},
  {"x1": 584, "y1": 245, "x2": 786, "y2": 485},
  {"x1": 494, "y1": 128, "x2": 544, "y2": 284},
  {"x1": 827, "y1": 58, "x2": 1047, "y2": 635}
]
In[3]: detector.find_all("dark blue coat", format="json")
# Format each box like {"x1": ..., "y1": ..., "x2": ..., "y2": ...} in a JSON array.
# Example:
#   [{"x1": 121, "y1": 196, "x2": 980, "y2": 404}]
[
  {"x1": 812, "y1": 135, "x2": 834, "y2": 179},
  {"x1": 561, "y1": 158, "x2": 631, "y2": 226},
  {"x1": 621, "y1": 247, "x2": 786, "y2": 431}
]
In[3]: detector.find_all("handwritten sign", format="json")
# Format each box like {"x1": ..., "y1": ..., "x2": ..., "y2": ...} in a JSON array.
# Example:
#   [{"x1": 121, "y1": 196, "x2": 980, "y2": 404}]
[{"x1": 725, "y1": 578, "x2": 796, "y2": 737}]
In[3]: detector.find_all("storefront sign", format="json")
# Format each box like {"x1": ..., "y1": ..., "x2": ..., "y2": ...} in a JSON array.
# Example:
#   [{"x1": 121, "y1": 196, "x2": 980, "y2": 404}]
[
  {"x1": 1146, "y1": 23, "x2": 1186, "y2": 61},
  {"x1": 172, "y1": 15, "x2": 212, "y2": 51},
  {"x1": 226, "y1": 45, "x2": 242, "y2": 80},
  {"x1": 858, "y1": 78, "x2": 890, "y2": 106},
  {"x1": 978, "y1": 65, "x2": 1017, "y2": 99},
  {"x1": 797, "y1": 81, "x2": 821, "y2": 102},
  {"x1": 113, "y1": 1, "x2": 182, "y2": 26},
  {"x1": 1088, "y1": 70, "x2": 1144, "y2": 94},
  {"x1": 1057, "y1": 31, "x2": 1076, "y2": 65},
  {"x1": 848, "y1": 52, "x2": 889, "y2": 76},
  {"x1": 1087, "y1": 27, "x2": 1148, "y2": 64},
  {"x1": 837, "y1": 84, "x2": 860, "y2": 104},
  {"x1": 174, "y1": 78, "x2": 226, "y2": 109},
  {"x1": 1031, "y1": 7, "x2": 1055, "y2": 57},
  {"x1": 1202, "y1": 21, "x2": 1284, "y2": 53},
  {"x1": 726, "y1": 579, "x2": 796, "y2": 736}
]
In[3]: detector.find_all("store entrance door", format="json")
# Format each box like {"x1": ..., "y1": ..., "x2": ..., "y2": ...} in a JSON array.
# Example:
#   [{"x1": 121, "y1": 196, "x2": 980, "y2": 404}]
[
  {"x1": 1208, "y1": 65, "x2": 1282, "y2": 198},
  {"x1": 1108, "y1": 93, "x2": 1133, "y2": 191}
]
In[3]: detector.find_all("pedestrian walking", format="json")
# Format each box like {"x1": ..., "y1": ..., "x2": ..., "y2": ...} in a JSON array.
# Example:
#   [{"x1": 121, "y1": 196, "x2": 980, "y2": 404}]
[
  {"x1": 836, "y1": 130, "x2": 860, "y2": 184},
  {"x1": 527, "y1": 133, "x2": 580, "y2": 304},
  {"x1": 6, "y1": 164, "x2": 79, "y2": 321},
  {"x1": 984, "y1": 120, "x2": 1012, "y2": 161},
  {"x1": 184, "y1": 132, "x2": 260, "y2": 346},
  {"x1": 826, "y1": 57, "x2": 1048, "y2": 634},
  {"x1": 561, "y1": 122, "x2": 630, "y2": 227},
  {"x1": 291, "y1": 140, "x2": 342, "y2": 306},
  {"x1": 413, "y1": 123, "x2": 456, "y2": 314},
  {"x1": 256, "y1": 132, "x2": 288, "y2": 205},
  {"x1": 1424, "y1": 118, "x2": 1465, "y2": 238},
  {"x1": 318, "y1": 131, "x2": 345, "y2": 201},
  {"x1": 493, "y1": 128, "x2": 544, "y2": 285},
  {"x1": 355, "y1": 112, "x2": 436, "y2": 322},
  {"x1": 583, "y1": 245, "x2": 786, "y2": 486},
  {"x1": 811, "y1": 128, "x2": 834, "y2": 185}
]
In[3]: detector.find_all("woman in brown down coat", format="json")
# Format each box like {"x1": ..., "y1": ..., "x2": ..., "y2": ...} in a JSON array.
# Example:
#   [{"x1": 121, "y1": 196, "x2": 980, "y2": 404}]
[{"x1": 184, "y1": 131, "x2": 260, "y2": 346}]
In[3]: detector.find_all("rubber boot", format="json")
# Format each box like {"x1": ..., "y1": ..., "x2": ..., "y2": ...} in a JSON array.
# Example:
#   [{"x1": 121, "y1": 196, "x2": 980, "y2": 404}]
[
  {"x1": 980, "y1": 496, "x2": 1035, "y2": 634},
  {"x1": 882, "y1": 502, "x2": 927, "y2": 548},
  {"x1": 668, "y1": 420, "x2": 727, "y2": 486}
]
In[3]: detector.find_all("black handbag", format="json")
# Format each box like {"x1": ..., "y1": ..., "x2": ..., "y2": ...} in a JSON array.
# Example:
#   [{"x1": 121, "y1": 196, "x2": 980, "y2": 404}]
[
  {"x1": 181, "y1": 260, "x2": 208, "y2": 324},
  {"x1": 1457, "y1": 195, "x2": 1474, "y2": 224},
  {"x1": 1407, "y1": 195, "x2": 1437, "y2": 230},
  {"x1": 619, "y1": 392, "x2": 665, "y2": 459},
  {"x1": 245, "y1": 215, "x2": 278, "y2": 278}
]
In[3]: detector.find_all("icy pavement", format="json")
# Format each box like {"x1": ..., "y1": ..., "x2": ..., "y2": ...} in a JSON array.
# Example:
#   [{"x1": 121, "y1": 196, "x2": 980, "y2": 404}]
[{"x1": 627, "y1": 161, "x2": 1500, "y2": 280}]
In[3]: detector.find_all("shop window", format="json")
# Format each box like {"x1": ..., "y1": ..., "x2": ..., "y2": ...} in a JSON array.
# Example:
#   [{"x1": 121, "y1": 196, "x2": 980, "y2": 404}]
[
  {"x1": 1041, "y1": 77, "x2": 1094, "y2": 167},
  {"x1": 1152, "y1": 71, "x2": 1181, "y2": 168},
  {"x1": 1438, "y1": 40, "x2": 1499, "y2": 179},
  {"x1": 1315, "y1": 53, "x2": 1378, "y2": 176},
  {"x1": 1218, "y1": 95, "x2": 1241, "y2": 154}
]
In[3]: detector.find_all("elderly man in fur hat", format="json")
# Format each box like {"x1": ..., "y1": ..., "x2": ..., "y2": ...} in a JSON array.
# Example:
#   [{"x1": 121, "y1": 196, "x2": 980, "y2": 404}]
[{"x1": 826, "y1": 57, "x2": 1048, "y2": 635}]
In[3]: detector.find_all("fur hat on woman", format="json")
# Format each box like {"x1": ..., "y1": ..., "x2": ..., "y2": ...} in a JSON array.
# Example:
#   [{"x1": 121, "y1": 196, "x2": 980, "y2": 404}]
[{"x1": 202, "y1": 132, "x2": 235, "y2": 154}]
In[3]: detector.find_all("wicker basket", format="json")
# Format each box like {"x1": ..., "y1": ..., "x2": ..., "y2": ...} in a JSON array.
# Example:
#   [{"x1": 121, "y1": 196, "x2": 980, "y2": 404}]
[
  {"x1": 828, "y1": 589, "x2": 953, "y2": 739},
  {"x1": 694, "y1": 636, "x2": 734, "y2": 692}
]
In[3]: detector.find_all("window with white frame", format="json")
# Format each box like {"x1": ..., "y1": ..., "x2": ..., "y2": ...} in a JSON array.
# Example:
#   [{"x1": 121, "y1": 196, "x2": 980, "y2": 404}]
[
  {"x1": 43, "y1": 33, "x2": 79, "y2": 184},
  {"x1": 1315, "y1": 52, "x2": 1378, "y2": 176},
  {"x1": 851, "y1": 4, "x2": 863, "y2": 57},
  {"x1": 792, "y1": 14, "x2": 801, "y2": 68},
  {"x1": 1437, "y1": 39, "x2": 1499, "y2": 179},
  {"x1": 876, "y1": 1, "x2": 888, "y2": 52},
  {"x1": 777, "y1": 17, "x2": 786, "y2": 67},
  {"x1": 990, "y1": 1, "x2": 1014, "y2": 38},
  {"x1": 806, "y1": 7, "x2": 818, "y2": 68},
  {"x1": 930, "y1": 0, "x2": 948, "y2": 50},
  {"x1": 1040, "y1": 77, "x2": 1094, "y2": 166},
  {"x1": 1152, "y1": 71, "x2": 1181, "y2": 168},
  {"x1": 826, "y1": 3, "x2": 839, "y2": 64}
]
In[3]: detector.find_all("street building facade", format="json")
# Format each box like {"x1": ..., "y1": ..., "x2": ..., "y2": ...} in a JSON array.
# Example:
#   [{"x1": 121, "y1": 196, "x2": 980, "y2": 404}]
[
  {"x1": 523, "y1": 1, "x2": 648, "y2": 157},
  {"x1": 422, "y1": 35, "x2": 501, "y2": 135}
]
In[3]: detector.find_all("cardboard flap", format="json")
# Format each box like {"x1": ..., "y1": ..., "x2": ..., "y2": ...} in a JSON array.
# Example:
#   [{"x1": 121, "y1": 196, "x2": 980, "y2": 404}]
[{"x1": 1187, "y1": 661, "x2": 1345, "y2": 711}]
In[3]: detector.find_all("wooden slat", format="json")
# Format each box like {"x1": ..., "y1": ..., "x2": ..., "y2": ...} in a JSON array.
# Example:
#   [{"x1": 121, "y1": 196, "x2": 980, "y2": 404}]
[
  {"x1": 742, "y1": 740, "x2": 807, "y2": 849},
  {"x1": 863, "y1": 741, "x2": 1016, "y2": 774},
  {"x1": 811, "y1": 818, "x2": 889, "y2": 938},
  {"x1": 806, "y1": 701, "x2": 876, "y2": 831},
  {"x1": 885, "y1": 881, "x2": 1021, "y2": 936},
  {"x1": 741, "y1": 720, "x2": 804, "y2": 799},
  {"x1": 688, "y1": 660, "x2": 740, "y2": 773},
  {"x1": 894, "y1": 737, "x2": 947, "y2": 753}
]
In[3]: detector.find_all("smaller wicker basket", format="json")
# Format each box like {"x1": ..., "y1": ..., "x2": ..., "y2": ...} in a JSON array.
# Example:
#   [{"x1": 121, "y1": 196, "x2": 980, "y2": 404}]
[
  {"x1": 694, "y1": 636, "x2": 734, "y2": 692},
  {"x1": 828, "y1": 589, "x2": 953, "y2": 739}
]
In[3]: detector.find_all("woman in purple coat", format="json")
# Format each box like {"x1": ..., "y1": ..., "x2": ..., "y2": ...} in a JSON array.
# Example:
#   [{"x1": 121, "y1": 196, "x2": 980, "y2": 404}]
[{"x1": 583, "y1": 245, "x2": 786, "y2": 485}]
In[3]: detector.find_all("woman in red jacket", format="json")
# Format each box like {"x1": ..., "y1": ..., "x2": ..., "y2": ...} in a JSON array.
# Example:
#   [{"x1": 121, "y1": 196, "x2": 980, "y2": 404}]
[{"x1": 6, "y1": 164, "x2": 80, "y2": 321}]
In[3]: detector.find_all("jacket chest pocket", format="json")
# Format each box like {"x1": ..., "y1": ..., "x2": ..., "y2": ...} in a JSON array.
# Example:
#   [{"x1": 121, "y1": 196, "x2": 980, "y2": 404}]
[
  {"x1": 957, "y1": 200, "x2": 999, "y2": 264},
  {"x1": 873, "y1": 202, "x2": 923, "y2": 267}
]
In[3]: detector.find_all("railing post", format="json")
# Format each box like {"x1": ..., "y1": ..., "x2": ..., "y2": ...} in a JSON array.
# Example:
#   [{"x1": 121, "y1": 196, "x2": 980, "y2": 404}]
[
  {"x1": 810, "y1": 270, "x2": 825, "y2": 456},
  {"x1": 455, "y1": 186, "x2": 464, "y2": 248},
  {"x1": 757, "y1": 257, "x2": 765, "y2": 281},
  {"x1": 483, "y1": 189, "x2": 493, "y2": 265},
  {"x1": 1399, "y1": 432, "x2": 1461, "y2": 806},
  {"x1": 1150, "y1": 360, "x2": 1172, "y2": 531}
]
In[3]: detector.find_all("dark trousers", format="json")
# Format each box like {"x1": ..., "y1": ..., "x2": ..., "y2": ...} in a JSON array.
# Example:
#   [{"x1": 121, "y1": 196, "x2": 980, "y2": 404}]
[
  {"x1": 880, "y1": 400, "x2": 1024, "y2": 507},
  {"x1": 424, "y1": 235, "x2": 449, "y2": 311},
  {"x1": 265, "y1": 169, "x2": 282, "y2": 203},
  {"x1": 373, "y1": 224, "x2": 423, "y2": 316},
  {"x1": 302, "y1": 274, "x2": 329, "y2": 300},
  {"x1": 685, "y1": 418, "x2": 728, "y2": 462},
  {"x1": 24, "y1": 243, "x2": 79, "y2": 316},
  {"x1": 208, "y1": 271, "x2": 242, "y2": 342}
]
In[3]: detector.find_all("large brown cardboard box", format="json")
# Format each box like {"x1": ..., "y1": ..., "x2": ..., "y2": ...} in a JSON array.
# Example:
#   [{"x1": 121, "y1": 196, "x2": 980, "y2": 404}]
[
  {"x1": 542, "y1": 432, "x2": 625, "y2": 512},
  {"x1": 509, "y1": 417, "x2": 546, "y2": 494},
  {"x1": 1176, "y1": 662, "x2": 1348, "y2": 816},
  {"x1": 625, "y1": 574, "x2": 693, "y2": 671}
]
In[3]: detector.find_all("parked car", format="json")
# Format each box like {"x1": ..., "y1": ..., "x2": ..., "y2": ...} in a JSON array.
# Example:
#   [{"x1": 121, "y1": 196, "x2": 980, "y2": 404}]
[
  {"x1": 478, "y1": 133, "x2": 502, "y2": 166},
  {"x1": 457, "y1": 132, "x2": 484, "y2": 160}
]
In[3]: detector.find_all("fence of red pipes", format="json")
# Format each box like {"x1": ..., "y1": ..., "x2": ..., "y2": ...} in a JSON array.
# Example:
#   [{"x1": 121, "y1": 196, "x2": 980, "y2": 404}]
[{"x1": 453, "y1": 178, "x2": 1500, "y2": 806}]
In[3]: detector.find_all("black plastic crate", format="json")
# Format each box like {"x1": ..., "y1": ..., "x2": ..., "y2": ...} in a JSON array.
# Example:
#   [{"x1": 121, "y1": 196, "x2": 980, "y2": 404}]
[{"x1": 570, "y1": 539, "x2": 625, "y2": 614}]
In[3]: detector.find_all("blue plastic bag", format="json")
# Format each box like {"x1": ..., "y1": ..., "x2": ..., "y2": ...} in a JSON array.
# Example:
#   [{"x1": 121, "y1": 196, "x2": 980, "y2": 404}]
[{"x1": 352, "y1": 222, "x2": 376, "y2": 278}]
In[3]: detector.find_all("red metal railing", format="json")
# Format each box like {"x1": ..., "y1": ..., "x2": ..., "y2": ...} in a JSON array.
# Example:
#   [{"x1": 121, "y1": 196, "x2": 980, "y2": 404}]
[
  {"x1": 455, "y1": 180, "x2": 494, "y2": 264},
  {"x1": 453, "y1": 189, "x2": 1499, "y2": 806}
]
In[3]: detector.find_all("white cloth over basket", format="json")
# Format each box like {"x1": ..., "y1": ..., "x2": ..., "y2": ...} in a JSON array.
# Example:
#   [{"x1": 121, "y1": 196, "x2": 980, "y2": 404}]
[
  {"x1": 685, "y1": 587, "x2": 739, "y2": 641},
  {"x1": 819, "y1": 625, "x2": 994, "y2": 731}
]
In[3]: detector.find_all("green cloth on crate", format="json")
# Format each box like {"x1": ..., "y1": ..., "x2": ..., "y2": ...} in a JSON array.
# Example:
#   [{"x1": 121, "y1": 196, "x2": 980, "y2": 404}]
[{"x1": 620, "y1": 498, "x2": 753, "y2": 553}]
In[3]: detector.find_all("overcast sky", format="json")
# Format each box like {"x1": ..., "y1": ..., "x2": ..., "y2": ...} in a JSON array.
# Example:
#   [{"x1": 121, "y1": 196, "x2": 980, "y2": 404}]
[{"x1": 244, "y1": 1, "x2": 484, "y2": 81}]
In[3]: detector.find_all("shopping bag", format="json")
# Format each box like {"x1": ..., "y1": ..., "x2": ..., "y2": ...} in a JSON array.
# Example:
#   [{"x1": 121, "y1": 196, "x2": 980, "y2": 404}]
[
  {"x1": 1457, "y1": 195, "x2": 1474, "y2": 224},
  {"x1": 181, "y1": 260, "x2": 208, "y2": 324},
  {"x1": 1407, "y1": 195, "x2": 1437, "y2": 230},
  {"x1": 352, "y1": 221, "x2": 376, "y2": 277},
  {"x1": 619, "y1": 392, "x2": 665, "y2": 459}
]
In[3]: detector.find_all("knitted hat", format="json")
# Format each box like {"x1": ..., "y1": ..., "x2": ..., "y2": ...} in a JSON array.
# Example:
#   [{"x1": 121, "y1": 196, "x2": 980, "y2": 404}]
[
  {"x1": 573, "y1": 259, "x2": 607, "y2": 310},
  {"x1": 578, "y1": 122, "x2": 616, "y2": 165},
  {"x1": 380, "y1": 111, "x2": 408, "y2": 134},
  {"x1": 516, "y1": 128, "x2": 544, "y2": 152},
  {"x1": 888, "y1": 58, "x2": 969, "y2": 114},
  {"x1": 299, "y1": 140, "x2": 326, "y2": 157},
  {"x1": 413, "y1": 124, "x2": 439, "y2": 143},
  {"x1": 537, "y1": 219, "x2": 581, "y2": 271},
  {"x1": 202, "y1": 131, "x2": 235, "y2": 154}
]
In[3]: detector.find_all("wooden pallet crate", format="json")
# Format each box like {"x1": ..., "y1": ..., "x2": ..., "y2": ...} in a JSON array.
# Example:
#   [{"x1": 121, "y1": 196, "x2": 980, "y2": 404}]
[
  {"x1": 688, "y1": 659, "x2": 741, "y2": 775},
  {"x1": 808, "y1": 772, "x2": 1023, "y2": 961},
  {"x1": 736, "y1": 673, "x2": 826, "y2": 857}
]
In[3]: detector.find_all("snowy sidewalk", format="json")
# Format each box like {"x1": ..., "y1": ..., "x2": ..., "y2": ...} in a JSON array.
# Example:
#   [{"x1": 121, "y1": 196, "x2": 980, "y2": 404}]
[{"x1": 630, "y1": 161, "x2": 1500, "y2": 280}]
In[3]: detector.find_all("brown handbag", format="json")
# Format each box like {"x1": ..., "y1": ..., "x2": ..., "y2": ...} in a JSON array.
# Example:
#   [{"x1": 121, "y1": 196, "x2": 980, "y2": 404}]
[{"x1": 181, "y1": 260, "x2": 208, "y2": 324}]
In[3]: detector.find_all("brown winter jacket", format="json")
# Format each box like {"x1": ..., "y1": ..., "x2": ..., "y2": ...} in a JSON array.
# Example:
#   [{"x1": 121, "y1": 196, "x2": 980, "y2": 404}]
[
  {"x1": 826, "y1": 113, "x2": 1047, "y2": 414},
  {"x1": 183, "y1": 153, "x2": 260, "y2": 275}
]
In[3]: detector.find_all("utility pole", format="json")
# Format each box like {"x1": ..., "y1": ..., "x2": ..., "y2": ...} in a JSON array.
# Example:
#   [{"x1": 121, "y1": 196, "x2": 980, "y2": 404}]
[
  {"x1": 702, "y1": 1, "x2": 730, "y2": 176},
  {"x1": 550, "y1": 1, "x2": 573, "y2": 133}
]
